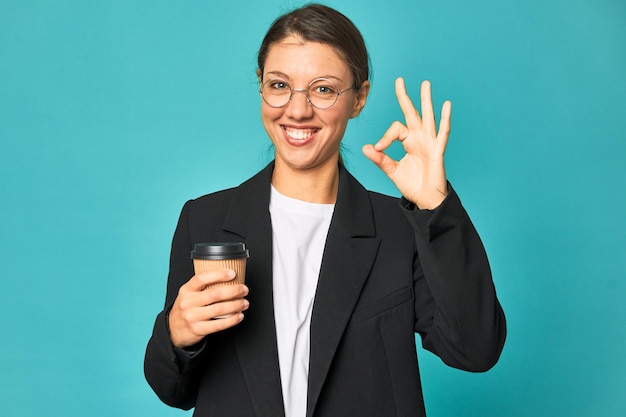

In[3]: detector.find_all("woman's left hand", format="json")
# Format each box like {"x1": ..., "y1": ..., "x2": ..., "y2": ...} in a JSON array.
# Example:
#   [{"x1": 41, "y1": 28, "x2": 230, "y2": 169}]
[{"x1": 362, "y1": 78, "x2": 451, "y2": 210}]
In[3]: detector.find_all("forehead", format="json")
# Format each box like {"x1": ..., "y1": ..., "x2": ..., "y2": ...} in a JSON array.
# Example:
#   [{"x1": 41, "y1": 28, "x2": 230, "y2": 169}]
[{"x1": 263, "y1": 35, "x2": 351, "y2": 82}]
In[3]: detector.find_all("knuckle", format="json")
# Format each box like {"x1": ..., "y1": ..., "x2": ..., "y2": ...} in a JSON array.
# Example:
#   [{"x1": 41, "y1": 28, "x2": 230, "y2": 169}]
[
  {"x1": 178, "y1": 297, "x2": 191, "y2": 310},
  {"x1": 189, "y1": 323, "x2": 203, "y2": 336},
  {"x1": 205, "y1": 287, "x2": 221, "y2": 301},
  {"x1": 180, "y1": 308, "x2": 194, "y2": 322},
  {"x1": 211, "y1": 301, "x2": 227, "y2": 316}
]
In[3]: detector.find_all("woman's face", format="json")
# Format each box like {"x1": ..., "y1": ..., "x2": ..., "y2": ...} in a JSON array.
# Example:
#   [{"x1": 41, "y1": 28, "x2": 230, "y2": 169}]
[{"x1": 260, "y1": 35, "x2": 368, "y2": 173}]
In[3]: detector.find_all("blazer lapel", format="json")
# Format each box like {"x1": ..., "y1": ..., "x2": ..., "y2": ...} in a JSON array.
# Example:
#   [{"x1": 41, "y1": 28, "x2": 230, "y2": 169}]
[
  {"x1": 307, "y1": 165, "x2": 381, "y2": 417},
  {"x1": 221, "y1": 163, "x2": 286, "y2": 417}
]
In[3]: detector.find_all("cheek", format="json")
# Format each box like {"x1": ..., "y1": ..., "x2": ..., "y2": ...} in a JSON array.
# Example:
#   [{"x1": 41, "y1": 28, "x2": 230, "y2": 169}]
[
  {"x1": 322, "y1": 106, "x2": 352, "y2": 131},
  {"x1": 261, "y1": 106, "x2": 287, "y2": 147},
  {"x1": 261, "y1": 105, "x2": 282, "y2": 127}
]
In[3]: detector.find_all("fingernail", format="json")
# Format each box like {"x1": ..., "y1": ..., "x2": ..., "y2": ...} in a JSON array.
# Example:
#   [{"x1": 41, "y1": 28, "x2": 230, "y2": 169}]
[{"x1": 227, "y1": 270, "x2": 236, "y2": 279}]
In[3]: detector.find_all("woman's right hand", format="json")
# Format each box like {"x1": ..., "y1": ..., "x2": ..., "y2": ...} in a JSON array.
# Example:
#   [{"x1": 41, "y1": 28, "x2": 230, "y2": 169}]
[{"x1": 168, "y1": 269, "x2": 249, "y2": 348}]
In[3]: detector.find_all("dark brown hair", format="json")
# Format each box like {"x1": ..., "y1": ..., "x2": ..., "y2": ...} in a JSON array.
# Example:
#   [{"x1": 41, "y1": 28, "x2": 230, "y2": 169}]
[{"x1": 257, "y1": 3, "x2": 370, "y2": 89}]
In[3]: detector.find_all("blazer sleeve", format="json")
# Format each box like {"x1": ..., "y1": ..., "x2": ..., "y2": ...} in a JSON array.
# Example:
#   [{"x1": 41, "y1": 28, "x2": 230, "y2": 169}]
[
  {"x1": 402, "y1": 184, "x2": 506, "y2": 372},
  {"x1": 144, "y1": 200, "x2": 208, "y2": 410}
]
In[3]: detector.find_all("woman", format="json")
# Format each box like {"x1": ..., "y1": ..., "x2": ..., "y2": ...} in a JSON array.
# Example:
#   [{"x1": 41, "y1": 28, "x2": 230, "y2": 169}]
[{"x1": 145, "y1": 4, "x2": 506, "y2": 417}]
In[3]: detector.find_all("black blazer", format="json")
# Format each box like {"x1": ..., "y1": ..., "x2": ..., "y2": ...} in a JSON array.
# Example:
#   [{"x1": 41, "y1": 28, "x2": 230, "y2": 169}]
[{"x1": 145, "y1": 162, "x2": 506, "y2": 417}]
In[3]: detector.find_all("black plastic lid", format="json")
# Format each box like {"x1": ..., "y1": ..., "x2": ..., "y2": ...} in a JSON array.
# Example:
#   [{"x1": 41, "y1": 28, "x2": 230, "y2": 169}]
[{"x1": 191, "y1": 242, "x2": 249, "y2": 260}]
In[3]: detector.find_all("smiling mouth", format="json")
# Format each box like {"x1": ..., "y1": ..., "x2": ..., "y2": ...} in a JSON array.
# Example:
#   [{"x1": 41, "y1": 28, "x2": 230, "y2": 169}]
[{"x1": 284, "y1": 126, "x2": 319, "y2": 140}]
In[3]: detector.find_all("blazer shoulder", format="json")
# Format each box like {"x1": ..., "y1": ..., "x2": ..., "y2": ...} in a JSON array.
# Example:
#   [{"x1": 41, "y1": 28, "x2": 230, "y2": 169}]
[
  {"x1": 181, "y1": 187, "x2": 236, "y2": 220},
  {"x1": 180, "y1": 164, "x2": 273, "y2": 240},
  {"x1": 188, "y1": 186, "x2": 237, "y2": 208}
]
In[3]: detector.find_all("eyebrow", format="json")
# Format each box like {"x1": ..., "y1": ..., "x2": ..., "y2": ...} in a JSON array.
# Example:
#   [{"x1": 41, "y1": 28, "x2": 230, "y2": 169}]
[{"x1": 264, "y1": 71, "x2": 345, "y2": 83}]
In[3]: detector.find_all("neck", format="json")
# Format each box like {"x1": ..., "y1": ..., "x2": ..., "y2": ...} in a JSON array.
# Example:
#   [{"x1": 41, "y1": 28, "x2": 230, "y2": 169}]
[{"x1": 271, "y1": 160, "x2": 340, "y2": 204}]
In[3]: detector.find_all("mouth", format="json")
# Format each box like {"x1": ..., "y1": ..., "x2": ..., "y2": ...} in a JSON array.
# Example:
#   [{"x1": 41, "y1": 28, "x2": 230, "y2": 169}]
[{"x1": 283, "y1": 126, "x2": 319, "y2": 142}]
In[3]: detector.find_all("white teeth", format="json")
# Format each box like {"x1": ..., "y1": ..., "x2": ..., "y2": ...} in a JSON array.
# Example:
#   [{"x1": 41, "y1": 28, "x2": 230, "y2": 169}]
[{"x1": 285, "y1": 127, "x2": 316, "y2": 140}]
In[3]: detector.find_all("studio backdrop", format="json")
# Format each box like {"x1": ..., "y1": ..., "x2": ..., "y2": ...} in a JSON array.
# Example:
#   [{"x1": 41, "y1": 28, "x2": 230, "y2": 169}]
[{"x1": 1, "y1": 0, "x2": 624, "y2": 416}]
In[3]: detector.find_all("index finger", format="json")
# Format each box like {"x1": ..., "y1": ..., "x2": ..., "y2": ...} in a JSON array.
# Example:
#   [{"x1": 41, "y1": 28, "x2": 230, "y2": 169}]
[
  {"x1": 395, "y1": 77, "x2": 422, "y2": 130},
  {"x1": 186, "y1": 269, "x2": 236, "y2": 292}
]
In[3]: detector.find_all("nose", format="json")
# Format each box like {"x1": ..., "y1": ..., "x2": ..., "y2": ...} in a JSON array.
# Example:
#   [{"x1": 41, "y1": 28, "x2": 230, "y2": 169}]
[{"x1": 285, "y1": 89, "x2": 314, "y2": 120}]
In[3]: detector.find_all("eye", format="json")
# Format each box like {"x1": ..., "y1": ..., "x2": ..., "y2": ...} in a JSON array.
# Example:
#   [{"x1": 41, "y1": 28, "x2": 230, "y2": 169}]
[
  {"x1": 267, "y1": 79, "x2": 290, "y2": 91},
  {"x1": 310, "y1": 80, "x2": 338, "y2": 97}
]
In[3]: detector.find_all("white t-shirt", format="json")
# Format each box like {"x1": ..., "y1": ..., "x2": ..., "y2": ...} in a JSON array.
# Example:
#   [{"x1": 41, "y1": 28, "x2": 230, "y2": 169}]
[{"x1": 269, "y1": 185, "x2": 334, "y2": 417}]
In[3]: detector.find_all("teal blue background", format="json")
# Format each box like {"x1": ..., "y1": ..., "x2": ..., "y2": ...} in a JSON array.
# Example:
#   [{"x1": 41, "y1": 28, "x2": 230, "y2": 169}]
[{"x1": 1, "y1": 0, "x2": 625, "y2": 415}]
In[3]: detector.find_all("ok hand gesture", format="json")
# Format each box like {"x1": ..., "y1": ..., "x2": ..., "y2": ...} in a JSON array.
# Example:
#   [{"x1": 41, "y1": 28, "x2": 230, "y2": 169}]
[{"x1": 362, "y1": 78, "x2": 451, "y2": 210}]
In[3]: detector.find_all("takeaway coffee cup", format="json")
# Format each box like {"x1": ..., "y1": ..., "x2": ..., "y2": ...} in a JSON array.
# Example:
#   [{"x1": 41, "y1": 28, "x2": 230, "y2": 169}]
[{"x1": 190, "y1": 242, "x2": 249, "y2": 288}]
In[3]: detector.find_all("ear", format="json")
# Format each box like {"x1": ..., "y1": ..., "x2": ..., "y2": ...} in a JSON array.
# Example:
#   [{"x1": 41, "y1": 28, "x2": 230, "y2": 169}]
[
  {"x1": 350, "y1": 80, "x2": 370, "y2": 118},
  {"x1": 256, "y1": 69, "x2": 263, "y2": 84}
]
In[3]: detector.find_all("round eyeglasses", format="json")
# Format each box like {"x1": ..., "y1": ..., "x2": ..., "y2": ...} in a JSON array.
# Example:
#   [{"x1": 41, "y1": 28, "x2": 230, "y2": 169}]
[{"x1": 260, "y1": 78, "x2": 354, "y2": 110}]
